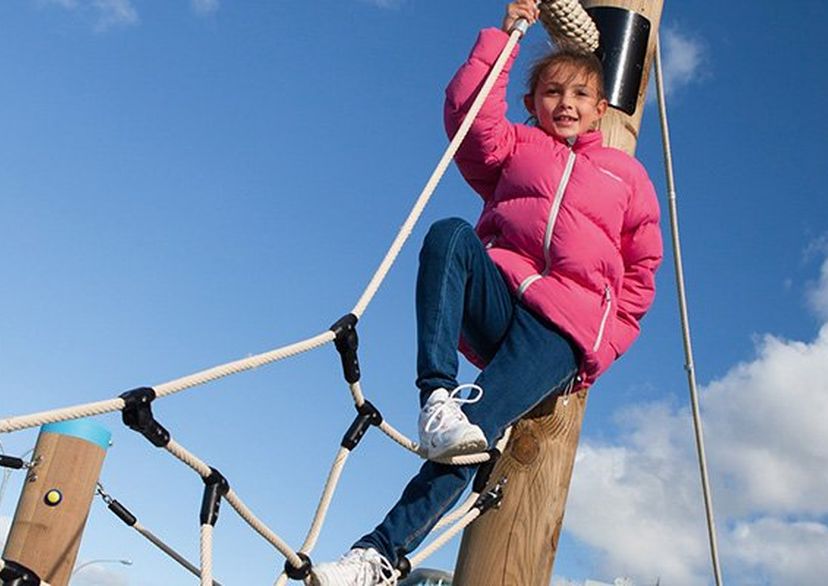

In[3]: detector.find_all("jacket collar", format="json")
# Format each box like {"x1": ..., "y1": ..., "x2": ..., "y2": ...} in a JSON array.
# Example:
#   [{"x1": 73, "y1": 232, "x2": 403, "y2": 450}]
[{"x1": 554, "y1": 130, "x2": 603, "y2": 152}]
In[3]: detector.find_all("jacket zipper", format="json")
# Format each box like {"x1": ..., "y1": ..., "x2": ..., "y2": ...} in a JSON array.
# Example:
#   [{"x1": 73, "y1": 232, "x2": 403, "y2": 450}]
[
  {"x1": 592, "y1": 285, "x2": 612, "y2": 352},
  {"x1": 542, "y1": 147, "x2": 577, "y2": 274},
  {"x1": 518, "y1": 146, "x2": 577, "y2": 299}
]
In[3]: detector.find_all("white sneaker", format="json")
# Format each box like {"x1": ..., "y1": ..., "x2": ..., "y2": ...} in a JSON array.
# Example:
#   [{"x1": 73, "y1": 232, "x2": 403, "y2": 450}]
[
  {"x1": 418, "y1": 384, "x2": 487, "y2": 459},
  {"x1": 310, "y1": 548, "x2": 397, "y2": 586}
]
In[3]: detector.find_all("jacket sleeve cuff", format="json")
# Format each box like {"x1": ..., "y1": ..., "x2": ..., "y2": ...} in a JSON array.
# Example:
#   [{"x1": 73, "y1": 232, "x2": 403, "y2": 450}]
[{"x1": 470, "y1": 28, "x2": 520, "y2": 69}]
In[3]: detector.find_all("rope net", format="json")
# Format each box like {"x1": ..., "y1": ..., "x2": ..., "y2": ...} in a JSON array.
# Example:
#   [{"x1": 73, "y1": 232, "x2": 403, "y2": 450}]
[{"x1": 0, "y1": 5, "x2": 602, "y2": 584}]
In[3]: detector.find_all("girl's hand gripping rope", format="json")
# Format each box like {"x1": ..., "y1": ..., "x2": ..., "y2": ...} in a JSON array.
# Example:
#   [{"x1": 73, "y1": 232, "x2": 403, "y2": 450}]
[{"x1": 502, "y1": 0, "x2": 540, "y2": 34}]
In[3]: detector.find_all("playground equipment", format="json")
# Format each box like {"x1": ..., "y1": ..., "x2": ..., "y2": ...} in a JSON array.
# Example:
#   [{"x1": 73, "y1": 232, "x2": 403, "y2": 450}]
[{"x1": 0, "y1": 2, "x2": 723, "y2": 585}]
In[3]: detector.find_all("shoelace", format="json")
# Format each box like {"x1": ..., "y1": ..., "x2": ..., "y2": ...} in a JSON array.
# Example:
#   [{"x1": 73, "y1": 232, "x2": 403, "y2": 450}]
[
  {"x1": 424, "y1": 383, "x2": 484, "y2": 434},
  {"x1": 337, "y1": 550, "x2": 397, "y2": 586},
  {"x1": 375, "y1": 554, "x2": 398, "y2": 586}
]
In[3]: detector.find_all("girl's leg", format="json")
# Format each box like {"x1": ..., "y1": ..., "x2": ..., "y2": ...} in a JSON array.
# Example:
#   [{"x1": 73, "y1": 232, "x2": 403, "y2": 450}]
[
  {"x1": 354, "y1": 305, "x2": 579, "y2": 565},
  {"x1": 464, "y1": 304, "x2": 579, "y2": 444},
  {"x1": 415, "y1": 218, "x2": 514, "y2": 404}
]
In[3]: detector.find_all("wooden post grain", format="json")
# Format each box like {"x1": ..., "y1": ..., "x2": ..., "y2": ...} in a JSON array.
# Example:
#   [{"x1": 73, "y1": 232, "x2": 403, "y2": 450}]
[
  {"x1": 454, "y1": 2, "x2": 664, "y2": 583},
  {"x1": 3, "y1": 420, "x2": 110, "y2": 586}
]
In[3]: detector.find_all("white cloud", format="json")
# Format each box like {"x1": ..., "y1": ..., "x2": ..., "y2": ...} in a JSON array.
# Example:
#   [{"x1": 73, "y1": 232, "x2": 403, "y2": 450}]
[
  {"x1": 646, "y1": 25, "x2": 706, "y2": 103},
  {"x1": 40, "y1": 0, "x2": 139, "y2": 30},
  {"x1": 91, "y1": 0, "x2": 138, "y2": 31},
  {"x1": 729, "y1": 518, "x2": 828, "y2": 585},
  {"x1": 359, "y1": 0, "x2": 405, "y2": 9},
  {"x1": 805, "y1": 236, "x2": 828, "y2": 320},
  {"x1": 44, "y1": 0, "x2": 78, "y2": 8},
  {"x1": 39, "y1": 0, "x2": 219, "y2": 29},
  {"x1": 564, "y1": 252, "x2": 828, "y2": 584},
  {"x1": 191, "y1": 0, "x2": 219, "y2": 16},
  {"x1": 659, "y1": 26, "x2": 706, "y2": 96},
  {"x1": 552, "y1": 579, "x2": 584, "y2": 586}
]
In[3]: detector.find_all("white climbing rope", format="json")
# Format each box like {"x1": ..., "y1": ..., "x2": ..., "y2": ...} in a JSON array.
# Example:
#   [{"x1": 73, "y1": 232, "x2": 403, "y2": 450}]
[
  {"x1": 225, "y1": 489, "x2": 305, "y2": 568},
  {"x1": 200, "y1": 524, "x2": 214, "y2": 586},
  {"x1": 350, "y1": 25, "x2": 527, "y2": 319},
  {"x1": 163, "y1": 437, "x2": 304, "y2": 568},
  {"x1": 165, "y1": 439, "x2": 213, "y2": 477},
  {"x1": 153, "y1": 331, "x2": 335, "y2": 399},
  {"x1": 408, "y1": 507, "x2": 482, "y2": 573},
  {"x1": 299, "y1": 447, "x2": 350, "y2": 554},
  {"x1": 0, "y1": 331, "x2": 333, "y2": 435},
  {"x1": 0, "y1": 398, "x2": 125, "y2": 434}
]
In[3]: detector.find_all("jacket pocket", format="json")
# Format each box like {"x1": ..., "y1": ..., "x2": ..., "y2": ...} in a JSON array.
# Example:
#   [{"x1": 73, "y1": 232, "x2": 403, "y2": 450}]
[{"x1": 592, "y1": 285, "x2": 612, "y2": 352}]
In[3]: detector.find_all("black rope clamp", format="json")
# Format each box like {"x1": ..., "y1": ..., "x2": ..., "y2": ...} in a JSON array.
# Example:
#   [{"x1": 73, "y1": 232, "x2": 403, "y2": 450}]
[
  {"x1": 283, "y1": 552, "x2": 312, "y2": 581},
  {"x1": 0, "y1": 456, "x2": 25, "y2": 470},
  {"x1": 474, "y1": 477, "x2": 507, "y2": 514},
  {"x1": 471, "y1": 448, "x2": 502, "y2": 494},
  {"x1": 0, "y1": 560, "x2": 42, "y2": 585},
  {"x1": 394, "y1": 554, "x2": 412, "y2": 581},
  {"x1": 120, "y1": 387, "x2": 171, "y2": 448},
  {"x1": 341, "y1": 400, "x2": 383, "y2": 450},
  {"x1": 330, "y1": 313, "x2": 361, "y2": 384},
  {"x1": 200, "y1": 467, "x2": 230, "y2": 526},
  {"x1": 108, "y1": 499, "x2": 138, "y2": 527}
]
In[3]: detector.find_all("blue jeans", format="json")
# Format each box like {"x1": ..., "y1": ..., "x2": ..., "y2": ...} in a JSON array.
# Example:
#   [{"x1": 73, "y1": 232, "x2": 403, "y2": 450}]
[{"x1": 354, "y1": 218, "x2": 579, "y2": 565}]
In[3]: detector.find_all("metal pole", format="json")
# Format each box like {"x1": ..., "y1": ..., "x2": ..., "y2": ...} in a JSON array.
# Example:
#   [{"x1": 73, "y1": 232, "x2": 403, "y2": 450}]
[{"x1": 654, "y1": 34, "x2": 725, "y2": 586}]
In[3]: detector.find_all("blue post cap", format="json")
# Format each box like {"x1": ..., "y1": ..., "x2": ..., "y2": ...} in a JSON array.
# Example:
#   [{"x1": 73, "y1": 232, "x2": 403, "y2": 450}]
[{"x1": 41, "y1": 420, "x2": 111, "y2": 450}]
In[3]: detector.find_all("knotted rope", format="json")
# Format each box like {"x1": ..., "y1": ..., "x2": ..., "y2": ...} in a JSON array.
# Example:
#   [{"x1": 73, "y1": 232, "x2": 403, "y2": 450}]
[{"x1": 539, "y1": 0, "x2": 600, "y2": 52}]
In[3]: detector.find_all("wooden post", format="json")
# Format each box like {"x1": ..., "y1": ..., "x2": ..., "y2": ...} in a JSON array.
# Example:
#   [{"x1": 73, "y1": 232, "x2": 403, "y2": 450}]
[
  {"x1": 3, "y1": 420, "x2": 110, "y2": 586},
  {"x1": 454, "y1": 2, "x2": 663, "y2": 584}
]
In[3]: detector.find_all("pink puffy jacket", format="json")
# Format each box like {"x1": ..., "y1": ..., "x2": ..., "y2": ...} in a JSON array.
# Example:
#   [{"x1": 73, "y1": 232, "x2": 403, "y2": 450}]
[{"x1": 446, "y1": 29, "x2": 663, "y2": 385}]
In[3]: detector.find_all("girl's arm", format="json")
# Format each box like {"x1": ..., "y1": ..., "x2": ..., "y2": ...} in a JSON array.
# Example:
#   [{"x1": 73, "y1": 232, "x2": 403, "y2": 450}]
[
  {"x1": 443, "y1": 27, "x2": 521, "y2": 201},
  {"x1": 443, "y1": 2, "x2": 539, "y2": 200},
  {"x1": 611, "y1": 164, "x2": 664, "y2": 359}
]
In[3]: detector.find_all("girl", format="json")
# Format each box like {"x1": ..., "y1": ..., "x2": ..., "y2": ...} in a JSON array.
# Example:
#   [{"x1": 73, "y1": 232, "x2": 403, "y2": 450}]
[{"x1": 312, "y1": 1, "x2": 662, "y2": 584}]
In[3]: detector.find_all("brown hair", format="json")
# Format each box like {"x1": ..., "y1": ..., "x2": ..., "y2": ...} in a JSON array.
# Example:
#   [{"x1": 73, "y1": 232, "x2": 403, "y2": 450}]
[{"x1": 526, "y1": 49, "x2": 606, "y2": 99}]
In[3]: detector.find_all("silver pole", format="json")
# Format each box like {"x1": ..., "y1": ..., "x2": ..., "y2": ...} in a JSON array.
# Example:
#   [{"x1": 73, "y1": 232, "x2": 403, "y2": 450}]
[
  {"x1": 654, "y1": 35, "x2": 725, "y2": 586},
  {"x1": 133, "y1": 523, "x2": 223, "y2": 586}
]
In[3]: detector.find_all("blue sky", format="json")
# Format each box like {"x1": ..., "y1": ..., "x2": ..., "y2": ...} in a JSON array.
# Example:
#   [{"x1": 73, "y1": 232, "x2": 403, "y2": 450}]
[{"x1": 1, "y1": 1, "x2": 827, "y2": 585}]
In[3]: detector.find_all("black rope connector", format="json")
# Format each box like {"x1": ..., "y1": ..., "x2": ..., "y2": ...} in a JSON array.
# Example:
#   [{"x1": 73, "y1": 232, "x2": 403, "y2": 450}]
[
  {"x1": 0, "y1": 456, "x2": 25, "y2": 470},
  {"x1": 394, "y1": 554, "x2": 412, "y2": 581},
  {"x1": 341, "y1": 400, "x2": 383, "y2": 450},
  {"x1": 283, "y1": 552, "x2": 312, "y2": 581},
  {"x1": 330, "y1": 313, "x2": 361, "y2": 384},
  {"x1": 471, "y1": 448, "x2": 502, "y2": 494},
  {"x1": 200, "y1": 468, "x2": 230, "y2": 527},
  {"x1": 0, "y1": 560, "x2": 42, "y2": 585},
  {"x1": 120, "y1": 387, "x2": 171, "y2": 448},
  {"x1": 473, "y1": 477, "x2": 507, "y2": 514},
  {"x1": 108, "y1": 499, "x2": 138, "y2": 527}
]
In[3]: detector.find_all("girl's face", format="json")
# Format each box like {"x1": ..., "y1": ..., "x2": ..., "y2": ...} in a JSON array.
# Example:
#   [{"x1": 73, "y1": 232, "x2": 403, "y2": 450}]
[{"x1": 524, "y1": 63, "x2": 608, "y2": 140}]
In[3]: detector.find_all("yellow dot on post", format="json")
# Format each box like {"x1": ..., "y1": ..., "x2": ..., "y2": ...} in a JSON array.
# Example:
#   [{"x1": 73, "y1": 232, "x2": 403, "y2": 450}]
[{"x1": 44, "y1": 489, "x2": 63, "y2": 506}]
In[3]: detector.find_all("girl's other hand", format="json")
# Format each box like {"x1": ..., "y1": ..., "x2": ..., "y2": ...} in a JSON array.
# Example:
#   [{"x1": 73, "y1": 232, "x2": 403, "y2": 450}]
[{"x1": 502, "y1": 0, "x2": 539, "y2": 33}]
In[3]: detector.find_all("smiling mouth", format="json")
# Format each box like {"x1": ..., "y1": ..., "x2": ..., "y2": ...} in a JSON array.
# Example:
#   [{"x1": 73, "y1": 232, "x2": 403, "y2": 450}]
[{"x1": 554, "y1": 115, "x2": 578, "y2": 123}]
